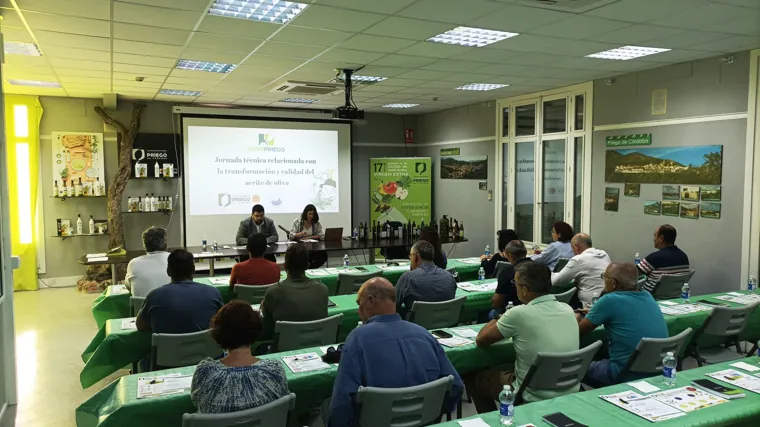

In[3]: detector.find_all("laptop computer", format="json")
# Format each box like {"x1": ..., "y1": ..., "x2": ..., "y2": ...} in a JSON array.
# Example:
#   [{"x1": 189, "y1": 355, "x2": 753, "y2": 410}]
[{"x1": 324, "y1": 227, "x2": 343, "y2": 242}]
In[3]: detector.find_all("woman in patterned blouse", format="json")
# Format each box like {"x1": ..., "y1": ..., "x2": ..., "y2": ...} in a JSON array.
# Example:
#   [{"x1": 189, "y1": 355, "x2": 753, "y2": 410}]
[
  {"x1": 289, "y1": 204, "x2": 327, "y2": 268},
  {"x1": 191, "y1": 301, "x2": 289, "y2": 413}
]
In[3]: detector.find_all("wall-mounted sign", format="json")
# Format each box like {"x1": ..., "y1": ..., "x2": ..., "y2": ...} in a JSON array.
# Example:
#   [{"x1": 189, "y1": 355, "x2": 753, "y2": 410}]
[
  {"x1": 440, "y1": 147, "x2": 460, "y2": 156},
  {"x1": 129, "y1": 133, "x2": 182, "y2": 178},
  {"x1": 404, "y1": 128, "x2": 414, "y2": 143},
  {"x1": 606, "y1": 133, "x2": 652, "y2": 147}
]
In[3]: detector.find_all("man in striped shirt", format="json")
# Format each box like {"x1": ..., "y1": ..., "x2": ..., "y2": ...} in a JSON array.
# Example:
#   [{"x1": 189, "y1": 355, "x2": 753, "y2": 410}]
[{"x1": 638, "y1": 224, "x2": 690, "y2": 293}]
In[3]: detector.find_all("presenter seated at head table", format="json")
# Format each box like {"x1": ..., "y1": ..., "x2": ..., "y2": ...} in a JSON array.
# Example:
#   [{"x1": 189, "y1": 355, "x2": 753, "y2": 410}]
[
  {"x1": 229, "y1": 234, "x2": 281, "y2": 292},
  {"x1": 480, "y1": 229, "x2": 519, "y2": 278},
  {"x1": 418, "y1": 226, "x2": 447, "y2": 269},
  {"x1": 289, "y1": 204, "x2": 324, "y2": 240},
  {"x1": 235, "y1": 204, "x2": 279, "y2": 246},
  {"x1": 260, "y1": 243, "x2": 329, "y2": 341},
  {"x1": 125, "y1": 226, "x2": 170, "y2": 297},
  {"x1": 550, "y1": 233, "x2": 610, "y2": 307},
  {"x1": 490, "y1": 240, "x2": 531, "y2": 319},
  {"x1": 469, "y1": 261, "x2": 579, "y2": 411},
  {"x1": 323, "y1": 277, "x2": 464, "y2": 427},
  {"x1": 638, "y1": 224, "x2": 690, "y2": 294},
  {"x1": 395, "y1": 240, "x2": 457, "y2": 318},
  {"x1": 530, "y1": 221, "x2": 575, "y2": 272},
  {"x1": 191, "y1": 301, "x2": 290, "y2": 414},
  {"x1": 136, "y1": 249, "x2": 224, "y2": 334},
  {"x1": 577, "y1": 262, "x2": 668, "y2": 387}
]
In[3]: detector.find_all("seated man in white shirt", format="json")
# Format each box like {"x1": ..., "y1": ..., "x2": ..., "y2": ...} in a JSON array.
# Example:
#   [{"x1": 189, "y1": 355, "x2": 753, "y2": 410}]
[
  {"x1": 551, "y1": 233, "x2": 610, "y2": 307},
  {"x1": 125, "y1": 227, "x2": 171, "y2": 297}
]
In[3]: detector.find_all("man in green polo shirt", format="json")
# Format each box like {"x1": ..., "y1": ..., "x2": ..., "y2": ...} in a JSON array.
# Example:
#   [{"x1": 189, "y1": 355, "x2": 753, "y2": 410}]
[{"x1": 468, "y1": 261, "x2": 579, "y2": 412}]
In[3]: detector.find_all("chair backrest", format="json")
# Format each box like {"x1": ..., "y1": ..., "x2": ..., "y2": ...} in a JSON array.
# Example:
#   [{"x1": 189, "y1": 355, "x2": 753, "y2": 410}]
[
  {"x1": 130, "y1": 296, "x2": 145, "y2": 317},
  {"x1": 336, "y1": 270, "x2": 383, "y2": 295},
  {"x1": 515, "y1": 340, "x2": 602, "y2": 404},
  {"x1": 234, "y1": 283, "x2": 277, "y2": 304},
  {"x1": 493, "y1": 261, "x2": 510, "y2": 279},
  {"x1": 553, "y1": 258, "x2": 570, "y2": 273},
  {"x1": 618, "y1": 328, "x2": 693, "y2": 379},
  {"x1": 356, "y1": 375, "x2": 453, "y2": 427},
  {"x1": 272, "y1": 313, "x2": 344, "y2": 352},
  {"x1": 151, "y1": 329, "x2": 221, "y2": 370},
  {"x1": 182, "y1": 393, "x2": 296, "y2": 427},
  {"x1": 700, "y1": 304, "x2": 759, "y2": 337},
  {"x1": 409, "y1": 296, "x2": 466, "y2": 329},
  {"x1": 553, "y1": 287, "x2": 576, "y2": 305},
  {"x1": 445, "y1": 267, "x2": 458, "y2": 282},
  {"x1": 651, "y1": 270, "x2": 695, "y2": 300}
]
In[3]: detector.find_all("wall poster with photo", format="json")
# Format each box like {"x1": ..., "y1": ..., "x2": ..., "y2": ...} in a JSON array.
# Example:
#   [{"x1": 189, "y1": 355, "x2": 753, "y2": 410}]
[
  {"x1": 52, "y1": 132, "x2": 106, "y2": 196},
  {"x1": 662, "y1": 185, "x2": 680, "y2": 200},
  {"x1": 644, "y1": 200, "x2": 661, "y2": 216},
  {"x1": 440, "y1": 155, "x2": 488, "y2": 179},
  {"x1": 604, "y1": 187, "x2": 620, "y2": 212},
  {"x1": 700, "y1": 202, "x2": 721, "y2": 219},
  {"x1": 681, "y1": 185, "x2": 700, "y2": 201},
  {"x1": 624, "y1": 183, "x2": 640, "y2": 197},
  {"x1": 605, "y1": 145, "x2": 722, "y2": 184},
  {"x1": 701, "y1": 185, "x2": 721, "y2": 202},
  {"x1": 662, "y1": 201, "x2": 680, "y2": 217},
  {"x1": 680, "y1": 202, "x2": 699, "y2": 219}
]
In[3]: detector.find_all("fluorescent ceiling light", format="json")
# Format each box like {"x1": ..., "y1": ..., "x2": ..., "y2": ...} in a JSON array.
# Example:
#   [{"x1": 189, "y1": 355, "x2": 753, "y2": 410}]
[
  {"x1": 176, "y1": 59, "x2": 236, "y2": 73},
  {"x1": 456, "y1": 83, "x2": 508, "y2": 91},
  {"x1": 340, "y1": 74, "x2": 387, "y2": 83},
  {"x1": 7, "y1": 79, "x2": 60, "y2": 88},
  {"x1": 427, "y1": 26, "x2": 518, "y2": 48},
  {"x1": 4, "y1": 41, "x2": 41, "y2": 56},
  {"x1": 280, "y1": 98, "x2": 320, "y2": 104},
  {"x1": 383, "y1": 104, "x2": 419, "y2": 109},
  {"x1": 586, "y1": 45, "x2": 670, "y2": 60},
  {"x1": 159, "y1": 89, "x2": 203, "y2": 97},
  {"x1": 208, "y1": 0, "x2": 308, "y2": 24}
]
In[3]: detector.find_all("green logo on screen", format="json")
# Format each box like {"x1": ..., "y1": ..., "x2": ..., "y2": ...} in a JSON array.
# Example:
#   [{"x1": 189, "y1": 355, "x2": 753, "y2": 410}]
[{"x1": 258, "y1": 134, "x2": 275, "y2": 146}]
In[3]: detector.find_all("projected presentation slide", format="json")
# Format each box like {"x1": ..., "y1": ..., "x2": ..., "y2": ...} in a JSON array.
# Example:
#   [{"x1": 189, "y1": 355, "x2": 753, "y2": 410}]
[{"x1": 186, "y1": 126, "x2": 339, "y2": 216}]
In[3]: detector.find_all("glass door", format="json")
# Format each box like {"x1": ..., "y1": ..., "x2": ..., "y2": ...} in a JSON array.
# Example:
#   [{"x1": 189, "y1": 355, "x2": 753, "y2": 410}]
[{"x1": 540, "y1": 139, "x2": 566, "y2": 244}]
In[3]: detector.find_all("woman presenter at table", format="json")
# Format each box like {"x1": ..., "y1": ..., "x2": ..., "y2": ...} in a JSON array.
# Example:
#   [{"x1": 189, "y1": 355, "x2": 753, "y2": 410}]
[{"x1": 289, "y1": 204, "x2": 327, "y2": 268}]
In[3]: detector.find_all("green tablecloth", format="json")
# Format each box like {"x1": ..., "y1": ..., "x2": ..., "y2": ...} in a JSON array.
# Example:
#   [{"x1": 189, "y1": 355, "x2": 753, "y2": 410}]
[
  {"x1": 436, "y1": 357, "x2": 760, "y2": 427},
  {"x1": 80, "y1": 281, "x2": 496, "y2": 389},
  {"x1": 90, "y1": 260, "x2": 481, "y2": 328}
]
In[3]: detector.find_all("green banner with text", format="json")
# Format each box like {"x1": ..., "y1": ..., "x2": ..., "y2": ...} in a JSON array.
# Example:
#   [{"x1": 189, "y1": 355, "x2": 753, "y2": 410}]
[
  {"x1": 370, "y1": 157, "x2": 432, "y2": 227},
  {"x1": 606, "y1": 133, "x2": 652, "y2": 147}
]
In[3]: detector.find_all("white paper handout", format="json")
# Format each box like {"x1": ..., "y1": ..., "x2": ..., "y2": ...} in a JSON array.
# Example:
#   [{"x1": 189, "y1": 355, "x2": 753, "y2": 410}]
[
  {"x1": 659, "y1": 300, "x2": 678, "y2": 306},
  {"x1": 600, "y1": 391, "x2": 685, "y2": 422},
  {"x1": 87, "y1": 253, "x2": 107, "y2": 258},
  {"x1": 457, "y1": 281, "x2": 497, "y2": 292},
  {"x1": 715, "y1": 294, "x2": 760, "y2": 305},
  {"x1": 377, "y1": 263, "x2": 411, "y2": 271},
  {"x1": 301, "y1": 239, "x2": 319, "y2": 243},
  {"x1": 88, "y1": 256, "x2": 109, "y2": 262},
  {"x1": 706, "y1": 369, "x2": 760, "y2": 394},
  {"x1": 307, "y1": 269, "x2": 330, "y2": 276},
  {"x1": 110, "y1": 285, "x2": 129, "y2": 295},
  {"x1": 193, "y1": 252, "x2": 215, "y2": 258},
  {"x1": 323, "y1": 267, "x2": 360, "y2": 274},
  {"x1": 660, "y1": 306, "x2": 685, "y2": 316},
  {"x1": 458, "y1": 419, "x2": 491, "y2": 427},
  {"x1": 458, "y1": 258, "x2": 483, "y2": 265},
  {"x1": 437, "y1": 336, "x2": 474, "y2": 348},
  {"x1": 137, "y1": 374, "x2": 193, "y2": 399},
  {"x1": 648, "y1": 386, "x2": 727, "y2": 412},
  {"x1": 628, "y1": 381, "x2": 660, "y2": 393},
  {"x1": 731, "y1": 362, "x2": 760, "y2": 372},
  {"x1": 209, "y1": 277, "x2": 230, "y2": 285},
  {"x1": 451, "y1": 327, "x2": 479, "y2": 338},
  {"x1": 121, "y1": 318, "x2": 137, "y2": 330},
  {"x1": 281, "y1": 353, "x2": 332, "y2": 374}
]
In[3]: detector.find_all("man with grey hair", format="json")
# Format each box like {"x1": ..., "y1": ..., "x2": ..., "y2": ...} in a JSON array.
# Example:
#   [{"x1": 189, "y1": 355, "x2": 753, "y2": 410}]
[
  {"x1": 395, "y1": 240, "x2": 457, "y2": 317},
  {"x1": 577, "y1": 261, "x2": 667, "y2": 387},
  {"x1": 126, "y1": 226, "x2": 171, "y2": 297},
  {"x1": 491, "y1": 240, "x2": 530, "y2": 318},
  {"x1": 551, "y1": 233, "x2": 610, "y2": 307}
]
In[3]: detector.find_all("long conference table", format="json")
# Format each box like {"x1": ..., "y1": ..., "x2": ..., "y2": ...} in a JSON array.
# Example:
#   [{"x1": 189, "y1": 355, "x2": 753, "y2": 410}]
[
  {"x1": 76, "y1": 291, "x2": 760, "y2": 427},
  {"x1": 89, "y1": 258, "x2": 482, "y2": 329}
]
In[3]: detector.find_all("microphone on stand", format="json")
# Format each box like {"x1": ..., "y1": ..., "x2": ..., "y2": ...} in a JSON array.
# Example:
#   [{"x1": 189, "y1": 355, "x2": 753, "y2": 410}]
[{"x1": 278, "y1": 225, "x2": 293, "y2": 240}]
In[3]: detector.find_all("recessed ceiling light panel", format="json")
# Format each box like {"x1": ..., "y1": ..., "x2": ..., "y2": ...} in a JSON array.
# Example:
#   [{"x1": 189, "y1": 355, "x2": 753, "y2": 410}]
[
  {"x1": 209, "y1": 0, "x2": 308, "y2": 24},
  {"x1": 7, "y1": 79, "x2": 60, "y2": 88},
  {"x1": 427, "y1": 26, "x2": 518, "y2": 47},
  {"x1": 280, "y1": 98, "x2": 320, "y2": 104},
  {"x1": 586, "y1": 46, "x2": 670, "y2": 60},
  {"x1": 159, "y1": 89, "x2": 203, "y2": 96},
  {"x1": 456, "y1": 83, "x2": 508, "y2": 91},
  {"x1": 4, "y1": 41, "x2": 41, "y2": 56},
  {"x1": 383, "y1": 104, "x2": 419, "y2": 108},
  {"x1": 339, "y1": 74, "x2": 387, "y2": 83},
  {"x1": 176, "y1": 59, "x2": 237, "y2": 73}
]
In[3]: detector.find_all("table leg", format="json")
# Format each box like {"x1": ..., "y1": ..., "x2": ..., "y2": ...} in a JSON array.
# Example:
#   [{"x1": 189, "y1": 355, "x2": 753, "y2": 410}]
[
  {"x1": 209, "y1": 258, "x2": 215, "y2": 277},
  {"x1": 369, "y1": 249, "x2": 375, "y2": 265},
  {"x1": 111, "y1": 263, "x2": 117, "y2": 285}
]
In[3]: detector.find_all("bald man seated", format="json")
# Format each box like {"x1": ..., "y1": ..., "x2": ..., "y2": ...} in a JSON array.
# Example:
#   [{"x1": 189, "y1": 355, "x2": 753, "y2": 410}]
[
  {"x1": 577, "y1": 262, "x2": 668, "y2": 387},
  {"x1": 324, "y1": 277, "x2": 464, "y2": 427},
  {"x1": 551, "y1": 233, "x2": 610, "y2": 307}
]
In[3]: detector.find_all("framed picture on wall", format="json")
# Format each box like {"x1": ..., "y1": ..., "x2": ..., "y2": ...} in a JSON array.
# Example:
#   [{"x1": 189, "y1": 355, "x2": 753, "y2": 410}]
[
  {"x1": 604, "y1": 187, "x2": 620, "y2": 212},
  {"x1": 440, "y1": 155, "x2": 488, "y2": 179},
  {"x1": 700, "y1": 202, "x2": 721, "y2": 219},
  {"x1": 680, "y1": 202, "x2": 699, "y2": 219},
  {"x1": 681, "y1": 186, "x2": 700, "y2": 201},
  {"x1": 624, "y1": 183, "x2": 640, "y2": 197},
  {"x1": 644, "y1": 200, "x2": 661, "y2": 216},
  {"x1": 701, "y1": 185, "x2": 721, "y2": 202},
  {"x1": 662, "y1": 185, "x2": 680, "y2": 200},
  {"x1": 662, "y1": 201, "x2": 679, "y2": 217}
]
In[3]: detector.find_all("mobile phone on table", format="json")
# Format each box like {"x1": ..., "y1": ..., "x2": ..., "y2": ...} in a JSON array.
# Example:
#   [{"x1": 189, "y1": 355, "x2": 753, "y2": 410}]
[
  {"x1": 356, "y1": 266, "x2": 368, "y2": 272},
  {"x1": 431, "y1": 330, "x2": 453, "y2": 339},
  {"x1": 542, "y1": 412, "x2": 587, "y2": 427},
  {"x1": 698, "y1": 300, "x2": 728, "y2": 307}
]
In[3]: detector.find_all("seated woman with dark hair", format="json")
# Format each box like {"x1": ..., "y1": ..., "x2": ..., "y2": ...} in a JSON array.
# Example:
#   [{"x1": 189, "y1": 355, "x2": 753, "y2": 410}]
[
  {"x1": 418, "y1": 226, "x2": 447, "y2": 269},
  {"x1": 531, "y1": 221, "x2": 575, "y2": 272},
  {"x1": 480, "y1": 229, "x2": 519, "y2": 278},
  {"x1": 191, "y1": 301, "x2": 289, "y2": 414}
]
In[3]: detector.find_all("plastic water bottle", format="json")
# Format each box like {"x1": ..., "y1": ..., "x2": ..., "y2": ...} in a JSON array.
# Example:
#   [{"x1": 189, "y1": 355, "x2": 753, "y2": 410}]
[
  {"x1": 498, "y1": 384, "x2": 515, "y2": 425},
  {"x1": 506, "y1": 301, "x2": 514, "y2": 312},
  {"x1": 212, "y1": 240, "x2": 218, "y2": 252},
  {"x1": 681, "y1": 283, "x2": 691, "y2": 303},
  {"x1": 352, "y1": 227, "x2": 358, "y2": 239},
  {"x1": 590, "y1": 292, "x2": 600, "y2": 307},
  {"x1": 452, "y1": 271, "x2": 459, "y2": 282},
  {"x1": 663, "y1": 352, "x2": 677, "y2": 386},
  {"x1": 201, "y1": 237, "x2": 207, "y2": 252},
  {"x1": 478, "y1": 267, "x2": 486, "y2": 281},
  {"x1": 748, "y1": 276, "x2": 757, "y2": 294},
  {"x1": 485, "y1": 245, "x2": 491, "y2": 257},
  {"x1": 634, "y1": 252, "x2": 641, "y2": 266},
  {"x1": 343, "y1": 254, "x2": 350, "y2": 268}
]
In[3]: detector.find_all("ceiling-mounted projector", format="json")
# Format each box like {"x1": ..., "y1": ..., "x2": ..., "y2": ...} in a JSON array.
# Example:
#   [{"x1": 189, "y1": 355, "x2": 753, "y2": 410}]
[{"x1": 333, "y1": 68, "x2": 364, "y2": 120}]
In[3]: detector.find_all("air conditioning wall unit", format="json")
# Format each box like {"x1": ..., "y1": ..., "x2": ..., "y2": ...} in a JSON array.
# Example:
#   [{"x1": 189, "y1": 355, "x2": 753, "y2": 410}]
[{"x1": 270, "y1": 80, "x2": 344, "y2": 96}]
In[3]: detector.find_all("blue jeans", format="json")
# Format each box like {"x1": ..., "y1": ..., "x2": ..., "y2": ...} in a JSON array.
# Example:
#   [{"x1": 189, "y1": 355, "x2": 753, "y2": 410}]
[{"x1": 583, "y1": 359, "x2": 617, "y2": 388}]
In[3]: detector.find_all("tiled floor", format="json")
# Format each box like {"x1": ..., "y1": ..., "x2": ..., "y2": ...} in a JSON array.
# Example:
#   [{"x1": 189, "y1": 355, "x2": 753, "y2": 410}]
[{"x1": 11, "y1": 288, "x2": 129, "y2": 427}]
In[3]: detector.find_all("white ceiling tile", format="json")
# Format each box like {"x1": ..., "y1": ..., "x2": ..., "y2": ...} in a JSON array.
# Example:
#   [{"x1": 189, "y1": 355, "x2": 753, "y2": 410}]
[
  {"x1": 585, "y1": 0, "x2": 708, "y2": 23},
  {"x1": 113, "y1": 53, "x2": 178, "y2": 68},
  {"x1": 595, "y1": 25, "x2": 685, "y2": 45},
  {"x1": 374, "y1": 77, "x2": 431, "y2": 87},
  {"x1": 316, "y1": 48, "x2": 387, "y2": 63},
  {"x1": 241, "y1": 55, "x2": 306, "y2": 69},
  {"x1": 224, "y1": 66, "x2": 291, "y2": 80},
  {"x1": 449, "y1": 48, "x2": 527, "y2": 63},
  {"x1": 362, "y1": 17, "x2": 454, "y2": 40},
  {"x1": 48, "y1": 58, "x2": 110, "y2": 71},
  {"x1": 195, "y1": 94, "x2": 241, "y2": 103},
  {"x1": 168, "y1": 69, "x2": 227, "y2": 81},
  {"x1": 43, "y1": 46, "x2": 111, "y2": 62},
  {"x1": 316, "y1": 0, "x2": 416, "y2": 14},
  {"x1": 543, "y1": 40, "x2": 621, "y2": 56},
  {"x1": 112, "y1": 72, "x2": 164, "y2": 82},
  {"x1": 476, "y1": 63, "x2": 528, "y2": 75},
  {"x1": 180, "y1": 47, "x2": 248, "y2": 64},
  {"x1": 440, "y1": 72, "x2": 504, "y2": 83},
  {"x1": 113, "y1": 80, "x2": 163, "y2": 89},
  {"x1": 188, "y1": 33, "x2": 264, "y2": 53},
  {"x1": 507, "y1": 53, "x2": 567, "y2": 67},
  {"x1": 255, "y1": 41, "x2": 327, "y2": 60},
  {"x1": 4, "y1": 55, "x2": 48, "y2": 67},
  {"x1": 694, "y1": 35, "x2": 760, "y2": 53},
  {"x1": 394, "y1": 42, "x2": 472, "y2": 59},
  {"x1": 24, "y1": 13, "x2": 110, "y2": 37},
  {"x1": 712, "y1": 0, "x2": 760, "y2": 7},
  {"x1": 421, "y1": 59, "x2": 492, "y2": 72},
  {"x1": 155, "y1": 95, "x2": 199, "y2": 102},
  {"x1": 197, "y1": 16, "x2": 280, "y2": 39},
  {"x1": 1, "y1": 26, "x2": 34, "y2": 43},
  {"x1": 58, "y1": 76, "x2": 111, "y2": 85},
  {"x1": 639, "y1": 30, "x2": 735, "y2": 49},
  {"x1": 113, "y1": 1, "x2": 201, "y2": 30},
  {"x1": 15, "y1": 0, "x2": 110, "y2": 19},
  {"x1": 62, "y1": 83, "x2": 112, "y2": 91},
  {"x1": 0, "y1": 8, "x2": 24, "y2": 27},
  {"x1": 271, "y1": 26, "x2": 352, "y2": 46},
  {"x1": 2, "y1": 64, "x2": 54, "y2": 77},
  {"x1": 468, "y1": 4, "x2": 573, "y2": 33},
  {"x1": 509, "y1": 66, "x2": 566, "y2": 78},
  {"x1": 370, "y1": 54, "x2": 438, "y2": 68},
  {"x1": 395, "y1": 87, "x2": 441, "y2": 95},
  {"x1": 116, "y1": 0, "x2": 211, "y2": 12},
  {"x1": 395, "y1": 69, "x2": 452, "y2": 80},
  {"x1": 164, "y1": 78, "x2": 216, "y2": 90},
  {"x1": 486, "y1": 34, "x2": 561, "y2": 52},
  {"x1": 56, "y1": 69, "x2": 111, "y2": 78},
  {"x1": 397, "y1": 0, "x2": 505, "y2": 24},
  {"x1": 706, "y1": 13, "x2": 760, "y2": 36},
  {"x1": 356, "y1": 66, "x2": 416, "y2": 77},
  {"x1": 292, "y1": 5, "x2": 385, "y2": 32},
  {"x1": 339, "y1": 35, "x2": 417, "y2": 53},
  {"x1": 648, "y1": 2, "x2": 749, "y2": 30},
  {"x1": 112, "y1": 63, "x2": 172, "y2": 76},
  {"x1": 113, "y1": 40, "x2": 184, "y2": 57},
  {"x1": 355, "y1": 84, "x2": 404, "y2": 93},
  {"x1": 637, "y1": 49, "x2": 721, "y2": 63},
  {"x1": 532, "y1": 15, "x2": 633, "y2": 39},
  {"x1": 35, "y1": 31, "x2": 110, "y2": 51},
  {"x1": 4, "y1": 85, "x2": 66, "y2": 96},
  {"x1": 113, "y1": 23, "x2": 190, "y2": 45}
]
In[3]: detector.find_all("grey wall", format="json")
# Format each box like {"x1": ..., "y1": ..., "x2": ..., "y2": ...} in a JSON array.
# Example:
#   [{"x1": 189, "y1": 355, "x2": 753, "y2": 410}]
[
  {"x1": 590, "y1": 52, "x2": 751, "y2": 296},
  {"x1": 416, "y1": 102, "x2": 495, "y2": 143}
]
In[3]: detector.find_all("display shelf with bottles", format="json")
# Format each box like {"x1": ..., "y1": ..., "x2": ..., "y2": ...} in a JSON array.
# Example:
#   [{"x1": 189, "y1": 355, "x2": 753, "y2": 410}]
[{"x1": 51, "y1": 233, "x2": 109, "y2": 241}]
